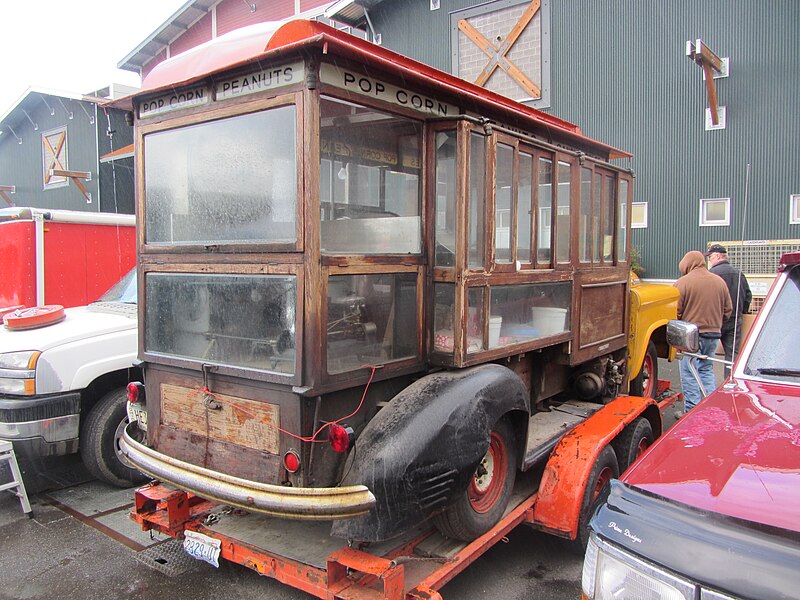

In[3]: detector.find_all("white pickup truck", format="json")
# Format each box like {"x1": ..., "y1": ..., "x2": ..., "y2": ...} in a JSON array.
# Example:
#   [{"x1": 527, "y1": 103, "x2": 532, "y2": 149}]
[{"x1": 0, "y1": 270, "x2": 145, "y2": 487}]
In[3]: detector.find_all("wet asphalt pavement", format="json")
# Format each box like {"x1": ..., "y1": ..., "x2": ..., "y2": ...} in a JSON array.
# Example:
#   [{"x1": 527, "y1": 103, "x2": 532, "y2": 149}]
[{"x1": 0, "y1": 357, "x2": 703, "y2": 600}]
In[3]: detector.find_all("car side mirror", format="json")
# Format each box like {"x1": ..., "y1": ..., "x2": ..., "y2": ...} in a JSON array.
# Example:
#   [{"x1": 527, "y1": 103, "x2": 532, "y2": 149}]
[{"x1": 667, "y1": 320, "x2": 699, "y2": 353}]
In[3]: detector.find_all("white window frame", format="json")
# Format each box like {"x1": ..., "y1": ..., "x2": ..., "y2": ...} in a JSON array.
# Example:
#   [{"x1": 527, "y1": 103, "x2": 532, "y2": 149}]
[
  {"x1": 790, "y1": 194, "x2": 800, "y2": 225},
  {"x1": 699, "y1": 197, "x2": 730, "y2": 227},
  {"x1": 631, "y1": 202, "x2": 648, "y2": 228}
]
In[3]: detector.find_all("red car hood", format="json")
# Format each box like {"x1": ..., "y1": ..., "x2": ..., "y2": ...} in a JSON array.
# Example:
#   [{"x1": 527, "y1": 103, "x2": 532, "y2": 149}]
[{"x1": 624, "y1": 378, "x2": 800, "y2": 533}]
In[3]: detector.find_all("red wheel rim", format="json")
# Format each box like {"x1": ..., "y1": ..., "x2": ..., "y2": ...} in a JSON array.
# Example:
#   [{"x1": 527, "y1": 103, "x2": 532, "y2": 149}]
[
  {"x1": 642, "y1": 352, "x2": 656, "y2": 397},
  {"x1": 592, "y1": 466, "x2": 613, "y2": 502},
  {"x1": 635, "y1": 437, "x2": 650, "y2": 459},
  {"x1": 468, "y1": 431, "x2": 507, "y2": 513}
]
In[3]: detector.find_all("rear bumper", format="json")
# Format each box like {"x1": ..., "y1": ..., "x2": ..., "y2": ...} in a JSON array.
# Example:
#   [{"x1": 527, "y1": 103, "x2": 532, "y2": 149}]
[{"x1": 120, "y1": 424, "x2": 375, "y2": 520}]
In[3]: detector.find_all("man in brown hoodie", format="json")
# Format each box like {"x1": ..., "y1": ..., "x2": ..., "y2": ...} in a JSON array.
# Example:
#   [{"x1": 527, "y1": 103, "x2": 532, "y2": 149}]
[{"x1": 674, "y1": 250, "x2": 732, "y2": 412}]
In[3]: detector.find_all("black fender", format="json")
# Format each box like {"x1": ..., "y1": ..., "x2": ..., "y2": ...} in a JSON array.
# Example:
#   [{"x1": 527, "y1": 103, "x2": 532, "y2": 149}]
[{"x1": 330, "y1": 363, "x2": 529, "y2": 542}]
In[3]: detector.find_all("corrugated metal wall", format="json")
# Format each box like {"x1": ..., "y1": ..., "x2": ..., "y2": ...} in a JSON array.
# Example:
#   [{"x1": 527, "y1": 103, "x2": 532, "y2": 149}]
[{"x1": 371, "y1": 0, "x2": 800, "y2": 279}]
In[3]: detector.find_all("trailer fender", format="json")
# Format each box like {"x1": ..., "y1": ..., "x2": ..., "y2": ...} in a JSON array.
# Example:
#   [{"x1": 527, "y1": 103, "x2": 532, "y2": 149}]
[
  {"x1": 331, "y1": 364, "x2": 529, "y2": 542},
  {"x1": 532, "y1": 394, "x2": 659, "y2": 539}
]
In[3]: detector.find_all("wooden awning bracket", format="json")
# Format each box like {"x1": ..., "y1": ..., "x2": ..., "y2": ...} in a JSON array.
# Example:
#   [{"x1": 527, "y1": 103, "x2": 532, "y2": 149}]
[
  {"x1": 686, "y1": 39, "x2": 729, "y2": 130},
  {"x1": 0, "y1": 185, "x2": 15, "y2": 207},
  {"x1": 50, "y1": 169, "x2": 92, "y2": 204}
]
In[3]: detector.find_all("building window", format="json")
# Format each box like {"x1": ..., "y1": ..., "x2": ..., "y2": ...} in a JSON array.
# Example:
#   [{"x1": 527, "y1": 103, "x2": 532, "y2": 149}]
[
  {"x1": 632, "y1": 202, "x2": 648, "y2": 228},
  {"x1": 451, "y1": 0, "x2": 550, "y2": 108},
  {"x1": 699, "y1": 197, "x2": 730, "y2": 227},
  {"x1": 42, "y1": 127, "x2": 68, "y2": 190},
  {"x1": 791, "y1": 194, "x2": 800, "y2": 225}
]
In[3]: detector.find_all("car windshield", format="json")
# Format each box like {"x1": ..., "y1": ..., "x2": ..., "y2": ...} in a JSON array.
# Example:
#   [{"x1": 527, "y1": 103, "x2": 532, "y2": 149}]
[
  {"x1": 743, "y1": 265, "x2": 800, "y2": 382},
  {"x1": 96, "y1": 269, "x2": 137, "y2": 304}
]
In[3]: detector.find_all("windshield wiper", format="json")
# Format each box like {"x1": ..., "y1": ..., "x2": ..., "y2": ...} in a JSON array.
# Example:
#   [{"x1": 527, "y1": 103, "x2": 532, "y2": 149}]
[{"x1": 756, "y1": 367, "x2": 800, "y2": 376}]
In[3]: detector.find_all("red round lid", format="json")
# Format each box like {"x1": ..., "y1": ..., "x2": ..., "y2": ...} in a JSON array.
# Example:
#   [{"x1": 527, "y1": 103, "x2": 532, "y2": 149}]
[
  {"x1": 0, "y1": 305, "x2": 25, "y2": 320},
  {"x1": 3, "y1": 305, "x2": 66, "y2": 330}
]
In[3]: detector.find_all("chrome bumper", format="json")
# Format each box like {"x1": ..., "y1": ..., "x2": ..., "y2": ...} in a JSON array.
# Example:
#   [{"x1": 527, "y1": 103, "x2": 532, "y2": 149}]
[{"x1": 120, "y1": 424, "x2": 375, "y2": 520}]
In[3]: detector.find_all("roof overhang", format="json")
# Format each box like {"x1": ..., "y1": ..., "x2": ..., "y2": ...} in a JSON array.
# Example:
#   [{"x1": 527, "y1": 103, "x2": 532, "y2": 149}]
[
  {"x1": 0, "y1": 88, "x2": 103, "y2": 142},
  {"x1": 123, "y1": 19, "x2": 630, "y2": 160},
  {"x1": 323, "y1": 0, "x2": 386, "y2": 27}
]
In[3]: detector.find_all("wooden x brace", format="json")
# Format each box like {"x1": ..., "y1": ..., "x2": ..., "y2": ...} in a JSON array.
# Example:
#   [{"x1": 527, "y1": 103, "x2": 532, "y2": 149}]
[
  {"x1": 458, "y1": 0, "x2": 542, "y2": 98},
  {"x1": 43, "y1": 133, "x2": 66, "y2": 185}
]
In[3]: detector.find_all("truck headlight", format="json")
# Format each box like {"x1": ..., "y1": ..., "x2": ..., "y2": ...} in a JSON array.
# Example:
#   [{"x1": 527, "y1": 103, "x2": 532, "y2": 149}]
[
  {"x1": 582, "y1": 534, "x2": 694, "y2": 600},
  {"x1": 0, "y1": 351, "x2": 40, "y2": 395}
]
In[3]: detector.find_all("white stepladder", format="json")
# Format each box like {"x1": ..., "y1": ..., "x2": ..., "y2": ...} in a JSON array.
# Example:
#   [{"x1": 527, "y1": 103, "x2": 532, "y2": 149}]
[{"x1": 0, "y1": 440, "x2": 32, "y2": 517}]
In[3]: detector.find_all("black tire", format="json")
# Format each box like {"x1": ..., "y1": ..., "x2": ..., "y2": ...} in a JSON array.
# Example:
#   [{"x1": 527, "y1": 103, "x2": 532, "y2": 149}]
[
  {"x1": 630, "y1": 340, "x2": 658, "y2": 398},
  {"x1": 612, "y1": 417, "x2": 655, "y2": 473},
  {"x1": 433, "y1": 419, "x2": 517, "y2": 541},
  {"x1": 80, "y1": 388, "x2": 147, "y2": 487},
  {"x1": 567, "y1": 445, "x2": 619, "y2": 555}
]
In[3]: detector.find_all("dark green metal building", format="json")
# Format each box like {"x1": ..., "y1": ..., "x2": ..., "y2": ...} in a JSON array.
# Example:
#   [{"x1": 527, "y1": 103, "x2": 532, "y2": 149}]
[{"x1": 327, "y1": 0, "x2": 800, "y2": 281}]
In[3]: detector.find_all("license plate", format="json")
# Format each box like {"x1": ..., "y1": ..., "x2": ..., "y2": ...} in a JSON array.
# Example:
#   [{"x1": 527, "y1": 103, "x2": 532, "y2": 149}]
[
  {"x1": 126, "y1": 403, "x2": 148, "y2": 431},
  {"x1": 183, "y1": 530, "x2": 221, "y2": 568}
]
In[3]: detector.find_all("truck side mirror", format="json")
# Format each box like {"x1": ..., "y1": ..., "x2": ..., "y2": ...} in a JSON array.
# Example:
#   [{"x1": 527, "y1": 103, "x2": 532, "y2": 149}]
[{"x1": 666, "y1": 320, "x2": 699, "y2": 353}]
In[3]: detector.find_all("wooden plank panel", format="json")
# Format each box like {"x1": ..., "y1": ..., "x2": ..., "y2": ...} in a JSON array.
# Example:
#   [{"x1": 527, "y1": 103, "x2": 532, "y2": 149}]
[{"x1": 160, "y1": 383, "x2": 280, "y2": 454}]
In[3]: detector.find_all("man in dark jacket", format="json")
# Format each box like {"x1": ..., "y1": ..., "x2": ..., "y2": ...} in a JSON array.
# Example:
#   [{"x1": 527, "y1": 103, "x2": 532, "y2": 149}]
[
  {"x1": 706, "y1": 243, "x2": 752, "y2": 377},
  {"x1": 674, "y1": 251, "x2": 732, "y2": 412}
]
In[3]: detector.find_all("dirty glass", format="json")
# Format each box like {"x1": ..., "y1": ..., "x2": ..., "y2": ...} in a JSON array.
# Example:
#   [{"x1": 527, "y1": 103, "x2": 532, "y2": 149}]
[
  {"x1": 618, "y1": 179, "x2": 628, "y2": 263},
  {"x1": 489, "y1": 282, "x2": 571, "y2": 348},
  {"x1": 556, "y1": 161, "x2": 571, "y2": 264},
  {"x1": 516, "y1": 152, "x2": 533, "y2": 263},
  {"x1": 320, "y1": 97, "x2": 422, "y2": 255},
  {"x1": 604, "y1": 176, "x2": 616, "y2": 261},
  {"x1": 593, "y1": 174, "x2": 602, "y2": 262},
  {"x1": 744, "y1": 267, "x2": 800, "y2": 382},
  {"x1": 466, "y1": 287, "x2": 487, "y2": 354},
  {"x1": 145, "y1": 273, "x2": 296, "y2": 375},
  {"x1": 537, "y1": 157, "x2": 553, "y2": 266},
  {"x1": 434, "y1": 131, "x2": 458, "y2": 267},
  {"x1": 327, "y1": 273, "x2": 417, "y2": 373},
  {"x1": 144, "y1": 107, "x2": 296, "y2": 245},
  {"x1": 468, "y1": 133, "x2": 486, "y2": 269},
  {"x1": 433, "y1": 283, "x2": 456, "y2": 353},
  {"x1": 495, "y1": 143, "x2": 513, "y2": 264},
  {"x1": 579, "y1": 167, "x2": 592, "y2": 263}
]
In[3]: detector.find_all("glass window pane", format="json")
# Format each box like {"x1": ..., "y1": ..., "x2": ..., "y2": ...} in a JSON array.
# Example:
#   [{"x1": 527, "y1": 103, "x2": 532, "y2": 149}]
[
  {"x1": 469, "y1": 133, "x2": 486, "y2": 269},
  {"x1": 618, "y1": 180, "x2": 629, "y2": 262},
  {"x1": 320, "y1": 98, "x2": 422, "y2": 255},
  {"x1": 604, "y1": 176, "x2": 616, "y2": 261},
  {"x1": 144, "y1": 107, "x2": 297, "y2": 245},
  {"x1": 537, "y1": 157, "x2": 553, "y2": 265},
  {"x1": 433, "y1": 283, "x2": 456, "y2": 352},
  {"x1": 327, "y1": 273, "x2": 418, "y2": 373},
  {"x1": 145, "y1": 273, "x2": 296, "y2": 374},
  {"x1": 579, "y1": 167, "x2": 592, "y2": 263},
  {"x1": 556, "y1": 161, "x2": 571, "y2": 263},
  {"x1": 705, "y1": 200, "x2": 727, "y2": 222},
  {"x1": 593, "y1": 174, "x2": 602, "y2": 261},
  {"x1": 517, "y1": 152, "x2": 533, "y2": 262},
  {"x1": 435, "y1": 131, "x2": 458, "y2": 267},
  {"x1": 467, "y1": 287, "x2": 486, "y2": 354},
  {"x1": 489, "y1": 282, "x2": 571, "y2": 348},
  {"x1": 495, "y1": 143, "x2": 514, "y2": 264}
]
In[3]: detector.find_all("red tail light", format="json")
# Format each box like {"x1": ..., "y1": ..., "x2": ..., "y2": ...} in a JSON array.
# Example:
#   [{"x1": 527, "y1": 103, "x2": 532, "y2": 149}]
[
  {"x1": 283, "y1": 450, "x2": 301, "y2": 473},
  {"x1": 328, "y1": 424, "x2": 354, "y2": 453},
  {"x1": 127, "y1": 382, "x2": 145, "y2": 404}
]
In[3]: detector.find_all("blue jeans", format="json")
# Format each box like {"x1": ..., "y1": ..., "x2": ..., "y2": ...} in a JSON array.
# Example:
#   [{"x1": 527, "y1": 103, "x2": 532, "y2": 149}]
[{"x1": 679, "y1": 336, "x2": 719, "y2": 412}]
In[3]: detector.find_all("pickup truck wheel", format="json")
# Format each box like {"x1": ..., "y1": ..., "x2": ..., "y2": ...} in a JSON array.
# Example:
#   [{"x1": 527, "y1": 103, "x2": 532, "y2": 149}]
[
  {"x1": 568, "y1": 445, "x2": 619, "y2": 555},
  {"x1": 613, "y1": 417, "x2": 655, "y2": 473},
  {"x1": 630, "y1": 341, "x2": 658, "y2": 398},
  {"x1": 80, "y1": 388, "x2": 147, "y2": 487},
  {"x1": 432, "y1": 419, "x2": 517, "y2": 541}
]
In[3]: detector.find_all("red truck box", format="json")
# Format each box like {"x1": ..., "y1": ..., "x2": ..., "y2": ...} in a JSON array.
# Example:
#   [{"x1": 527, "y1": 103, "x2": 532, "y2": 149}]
[{"x1": 0, "y1": 207, "x2": 135, "y2": 309}]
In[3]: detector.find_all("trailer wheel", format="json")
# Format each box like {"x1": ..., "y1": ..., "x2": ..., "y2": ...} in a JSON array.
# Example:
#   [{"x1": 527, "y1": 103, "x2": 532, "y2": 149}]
[
  {"x1": 80, "y1": 388, "x2": 147, "y2": 488},
  {"x1": 433, "y1": 419, "x2": 517, "y2": 541},
  {"x1": 613, "y1": 417, "x2": 654, "y2": 473},
  {"x1": 630, "y1": 341, "x2": 658, "y2": 398},
  {"x1": 568, "y1": 445, "x2": 619, "y2": 554}
]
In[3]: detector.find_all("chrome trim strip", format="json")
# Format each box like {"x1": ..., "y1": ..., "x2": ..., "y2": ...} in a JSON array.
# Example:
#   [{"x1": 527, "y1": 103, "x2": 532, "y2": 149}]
[
  {"x1": 120, "y1": 424, "x2": 375, "y2": 520},
  {"x1": 0, "y1": 369, "x2": 35, "y2": 379},
  {"x1": 0, "y1": 414, "x2": 79, "y2": 442}
]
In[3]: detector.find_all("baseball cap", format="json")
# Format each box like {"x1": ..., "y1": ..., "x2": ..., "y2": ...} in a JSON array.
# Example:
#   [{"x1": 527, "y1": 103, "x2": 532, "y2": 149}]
[{"x1": 705, "y1": 243, "x2": 727, "y2": 256}]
